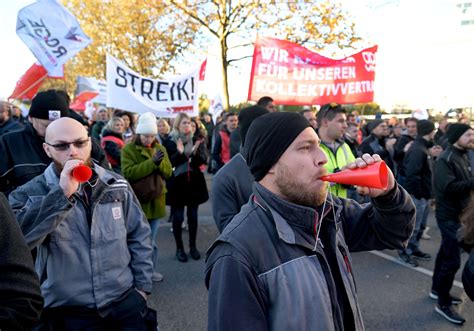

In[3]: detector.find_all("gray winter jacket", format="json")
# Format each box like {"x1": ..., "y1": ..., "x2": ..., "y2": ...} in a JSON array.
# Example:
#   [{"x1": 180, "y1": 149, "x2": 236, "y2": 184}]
[
  {"x1": 9, "y1": 163, "x2": 153, "y2": 310},
  {"x1": 206, "y1": 182, "x2": 415, "y2": 331}
]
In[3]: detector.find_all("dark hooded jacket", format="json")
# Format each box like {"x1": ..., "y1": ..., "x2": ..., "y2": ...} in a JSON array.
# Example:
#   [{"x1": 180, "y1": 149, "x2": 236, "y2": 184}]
[{"x1": 0, "y1": 192, "x2": 43, "y2": 330}]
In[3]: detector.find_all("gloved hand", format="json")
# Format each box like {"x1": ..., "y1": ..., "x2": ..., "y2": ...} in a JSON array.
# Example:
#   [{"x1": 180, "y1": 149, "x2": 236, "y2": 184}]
[{"x1": 153, "y1": 149, "x2": 164, "y2": 165}]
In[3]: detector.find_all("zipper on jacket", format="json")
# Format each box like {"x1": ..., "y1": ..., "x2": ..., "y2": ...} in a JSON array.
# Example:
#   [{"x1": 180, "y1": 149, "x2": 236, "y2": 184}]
[{"x1": 314, "y1": 242, "x2": 344, "y2": 331}]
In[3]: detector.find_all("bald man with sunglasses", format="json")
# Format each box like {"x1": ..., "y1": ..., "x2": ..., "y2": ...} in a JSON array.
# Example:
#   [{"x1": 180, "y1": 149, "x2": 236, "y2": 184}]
[{"x1": 8, "y1": 117, "x2": 154, "y2": 330}]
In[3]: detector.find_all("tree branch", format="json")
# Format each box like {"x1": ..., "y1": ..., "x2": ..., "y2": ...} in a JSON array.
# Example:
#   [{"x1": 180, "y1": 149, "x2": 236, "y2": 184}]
[
  {"x1": 169, "y1": 0, "x2": 219, "y2": 38},
  {"x1": 227, "y1": 54, "x2": 253, "y2": 64}
]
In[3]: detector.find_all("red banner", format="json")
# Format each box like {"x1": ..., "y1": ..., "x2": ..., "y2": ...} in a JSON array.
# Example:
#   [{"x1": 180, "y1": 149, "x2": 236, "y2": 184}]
[{"x1": 248, "y1": 36, "x2": 377, "y2": 105}]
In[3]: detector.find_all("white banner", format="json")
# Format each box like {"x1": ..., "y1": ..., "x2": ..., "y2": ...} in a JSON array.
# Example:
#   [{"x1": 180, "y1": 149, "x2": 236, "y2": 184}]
[
  {"x1": 76, "y1": 76, "x2": 107, "y2": 105},
  {"x1": 208, "y1": 93, "x2": 224, "y2": 124},
  {"x1": 16, "y1": 0, "x2": 91, "y2": 75},
  {"x1": 106, "y1": 55, "x2": 199, "y2": 118}
]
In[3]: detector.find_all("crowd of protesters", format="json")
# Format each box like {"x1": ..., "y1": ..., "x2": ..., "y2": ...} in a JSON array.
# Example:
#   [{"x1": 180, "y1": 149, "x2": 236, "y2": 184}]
[{"x1": 0, "y1": 91, "x2": 473, "y2": 330}]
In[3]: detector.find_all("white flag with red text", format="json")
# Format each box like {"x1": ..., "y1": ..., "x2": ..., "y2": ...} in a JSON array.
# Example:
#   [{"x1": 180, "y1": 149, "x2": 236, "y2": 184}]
[{"x1": 16, "y1": 0, "x2": 91, "y2": 75}]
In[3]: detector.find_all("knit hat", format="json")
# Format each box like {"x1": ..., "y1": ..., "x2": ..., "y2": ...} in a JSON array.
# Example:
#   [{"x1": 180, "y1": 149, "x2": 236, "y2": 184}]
[
  {"x1": 136, "y1": 112, "x2": 158, "y2": 135},
  {"x1": 238, "y1": 105, "x2": 269, "y2": 147},
  {"x1": 446, "y1": 123, "x2": 471, "y2": 144},
  {"x1": 244, "y1": 112, "x2": 310, "y2": 181},
  {"x1": 366, "y1": 119, "x2": 384, "y2": 133},
  {"x1": 29, "y1": 90, "x2": 69, "y2": 120},
  {"x1": 417, "y1": 120, "x2": 435, "y2": 136}
]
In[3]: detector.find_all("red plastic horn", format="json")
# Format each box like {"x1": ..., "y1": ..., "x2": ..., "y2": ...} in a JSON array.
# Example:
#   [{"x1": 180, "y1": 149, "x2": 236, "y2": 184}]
[
  {"x1": 72, "y1": 164, "x2": 92, "y2": 183},
  {"x1": 320, "y1": 161, "x2": 389, "y2": 190}
]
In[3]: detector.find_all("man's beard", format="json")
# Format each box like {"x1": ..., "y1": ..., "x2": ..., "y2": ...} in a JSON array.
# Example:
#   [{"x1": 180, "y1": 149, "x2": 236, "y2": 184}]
[
  {"x1": 275, "y1": 163, "x2": 328, "y2": 208},
  {"x1": 53, "y1": 157, "x2": 93, "y2": 174}
]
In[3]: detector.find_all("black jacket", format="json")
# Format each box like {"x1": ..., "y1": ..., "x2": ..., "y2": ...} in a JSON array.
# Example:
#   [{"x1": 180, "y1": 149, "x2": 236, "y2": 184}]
[
  {"x1": 433, "y1": 146, "x2": 474, "y2": 221},
  {"x1": 434, "y1": 129, "x2": 449, "y2": 149},
  {"x1": 360, "y1": 134, "x2": 395, "y2": 172},
  {"x1": 211, "y1": 153, "x2": 253, "y2": 233},
  {"x1": 0, "y1": 123, "x2": 109, "y2": 196},
  {"x1": 162, "y1": 135, "x2": 209, "y2": 207},
  {"x1": 394, "y1": 134, "x2": 414, "y2": 176},
  {"x1": 206, "y1": 182, "x2": 415, "y2": 330},
  {"x1": 403, "y1": 137, "x2": 433, "y2": 199},
  {"x1": 229, "y1": 127, "x2": 241, "y2": 158},
  {"x1": 0, "y1": 192, "x2": 43, "y2": 330},
  {"x1": 0, "y1": 118, "x2": 23, "y2": 137}
]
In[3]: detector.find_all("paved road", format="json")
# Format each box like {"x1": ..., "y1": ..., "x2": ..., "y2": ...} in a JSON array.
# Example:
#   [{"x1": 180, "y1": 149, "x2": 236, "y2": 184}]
[{"x1": 148, "y1": 175, "x2": 474, "y2": 330}]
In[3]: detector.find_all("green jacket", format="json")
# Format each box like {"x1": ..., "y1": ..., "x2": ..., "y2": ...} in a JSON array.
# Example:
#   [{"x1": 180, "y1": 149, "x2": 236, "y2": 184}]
[
  {"x1": 320, "y1": 141, "x2": 356, "y2": 198},
  {"x1": 121, "y1": 142, "x2": 172, "y2": 220}
]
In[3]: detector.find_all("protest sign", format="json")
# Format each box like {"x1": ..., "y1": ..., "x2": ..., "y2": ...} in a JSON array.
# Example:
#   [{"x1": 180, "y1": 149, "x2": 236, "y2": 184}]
[
  {"x1": 16, "y1": 1, "x2": 91, "y2": 75},
  {"x1": 106, "y1": 55, "x2": 199, "y2": 117},
  {"x1": 248, "y1": 36, "x2": 377, "y2": 105},
  {"x1": 76, "y1": 76, "x2": 107, "y2": 105}
]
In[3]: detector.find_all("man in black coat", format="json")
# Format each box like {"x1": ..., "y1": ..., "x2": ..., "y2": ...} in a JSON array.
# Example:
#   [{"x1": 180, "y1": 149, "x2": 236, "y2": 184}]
[
  {"x1": 431, "y1": 123, "x2": 474, "y2": 325},
  {"x1": 0, "y1": 101, "x2": 23, "y2": 136},
  {"x1": 0, "y1": 90, "x2": 109, "y2": 196},
  {"x1": 394, "y1": 117, "x2": 417, "y2": 187},
  {"x1": 0, "y1": 192, "x2": 43, "y2": 330},
  {"x1": 398, "y1": 120, "x2": 442, "y2": 267},
  {"x1": 360, "y1": 119, "x2": 396, "y2": 173}
]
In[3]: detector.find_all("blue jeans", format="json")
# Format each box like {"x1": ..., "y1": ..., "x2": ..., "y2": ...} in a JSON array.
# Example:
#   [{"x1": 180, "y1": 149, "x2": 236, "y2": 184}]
[
  {"x1": 406, "y1": 196, "x2": 429, "y2": 254},
  {"x1": 149, "y1": 218, "x2": 161, "y2": 273}
]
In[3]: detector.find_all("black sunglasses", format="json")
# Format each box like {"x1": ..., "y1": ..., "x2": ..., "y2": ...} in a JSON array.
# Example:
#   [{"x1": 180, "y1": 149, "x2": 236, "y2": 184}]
[
  {"x1": 317, "y1": 103, "x2": 342, "y2": 121},
  {"x1": 45, "y1": 139, "x2": 89, "y2": 151}
]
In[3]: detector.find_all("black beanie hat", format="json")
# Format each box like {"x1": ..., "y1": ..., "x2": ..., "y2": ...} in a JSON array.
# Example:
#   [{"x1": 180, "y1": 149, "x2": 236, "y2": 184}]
[
  {"x1": 446, "y1": 123, "x2": 471, "y2": 144},
  {"x1": 238, "y1": 105, "x2": 269, "y2": 147},
  {"x1": 29, "y1": 90, "x2": 69, "y2": 120},
  {"x1": 366, "y1": 119, "x2": 384, "y2": 133},
  {"x1": 417, "y1": 120, "x2": 435, "y2": 136},
  {"x1": 244, "y1": 112, "x2": 310, "y2": 181}
]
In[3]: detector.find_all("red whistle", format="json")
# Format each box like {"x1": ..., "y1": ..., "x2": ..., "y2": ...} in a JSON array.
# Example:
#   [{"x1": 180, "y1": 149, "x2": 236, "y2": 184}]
[
  {"x1": 320, "y1": 161, "x2": 388, "y2": 190},
  {"x1": 72, "y1": 164, "x2": 92, "y2": 183}
]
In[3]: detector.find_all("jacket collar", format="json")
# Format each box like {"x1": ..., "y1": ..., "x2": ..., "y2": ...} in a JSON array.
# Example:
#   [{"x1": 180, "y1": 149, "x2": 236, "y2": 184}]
[
  {"x1": 253, "y1": 182, "x2": 333, "y2": 250},
  {"x1": 449, "y1": 145, "x2": 468, "y2": 155},
  {"x1": 414, "y1": 136, "x2": 434, "y2": 148},
  {"x1": 25, "y1": 122, "x2": 44, "y2": 141},
  {"x1": 134, "y1": 142, "x2": 155, "y2": 157}
]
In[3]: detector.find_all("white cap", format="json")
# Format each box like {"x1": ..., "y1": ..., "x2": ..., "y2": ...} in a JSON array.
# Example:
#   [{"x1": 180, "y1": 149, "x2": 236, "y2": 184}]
[{"x1": 136, "y1": 112, "x2": 158, "y2": 135}]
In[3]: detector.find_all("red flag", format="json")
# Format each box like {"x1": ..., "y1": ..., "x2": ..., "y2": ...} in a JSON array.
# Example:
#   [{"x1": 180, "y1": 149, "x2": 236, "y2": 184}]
[
  {"x1": 9, "y1": 63, "x2": 64, "y2": 101},
  {"x1": 9, "y1": 63, "x2": 48, "y2": 100},
  {"x1": 69, "y1": 91, "x2": 99, "y2": 111},
  {"x1": 199, "y1": 59, "x2": 207, "y2": 81},
  {"x1": 248, "y1": 36, "x2": 377, "y2": 105}
]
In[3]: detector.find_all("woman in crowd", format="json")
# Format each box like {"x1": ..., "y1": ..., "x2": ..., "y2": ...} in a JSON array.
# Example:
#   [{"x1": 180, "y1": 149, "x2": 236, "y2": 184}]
[
  {"x1": 157, "y1": 118, "x2": 170, "y2": 144},
  {"x1": 461, "y1": 194, "x2": 474, "y2": 300},
  {"x1": 117, "y1": 111, "x2": 135, "y2": 143},
  {"x1": 163, "y1": 113, "x2": 209, "y2": 262},
  {"x1": 121, "y1": 112, "x2": 172, "y2": 282},
  {"x1": 101, "y1": 117, "x2": 125, "y2": 174}
]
